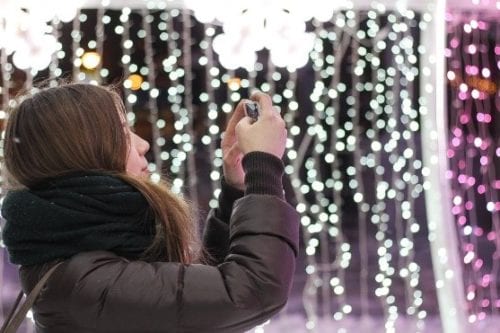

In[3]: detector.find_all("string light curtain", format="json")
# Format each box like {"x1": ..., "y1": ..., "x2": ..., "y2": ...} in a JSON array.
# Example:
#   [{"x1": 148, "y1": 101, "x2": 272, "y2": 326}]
[
  {"x1": 0, "y1": 1, "x2": 497, "y2": 332},
  {"x1": 445, "y1": 10, "x2": 500, "y2": 326}
]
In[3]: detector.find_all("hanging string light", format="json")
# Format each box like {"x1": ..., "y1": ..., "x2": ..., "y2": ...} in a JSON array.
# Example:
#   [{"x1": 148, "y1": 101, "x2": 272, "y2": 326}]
[
  {"x1": 71, "y1": 8, "x2": 82, "y2": 81},
  {"x1": 179, "y1": 7, "x2": 198, "y2": 206},
  {"x1": 163, "y1": 8, "x2": 183, "y2": 192},
  {"x1": 198, "y1": 22, "x2": 220, "y2": 207},
  {"x1": 140, "y1": 9, "x2": 163, "y2": 180}
]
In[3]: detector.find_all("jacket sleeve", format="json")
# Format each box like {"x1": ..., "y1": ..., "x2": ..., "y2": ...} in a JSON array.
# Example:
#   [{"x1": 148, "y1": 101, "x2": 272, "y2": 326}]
[
  {"x1": 63, "y1": 194, "x2": 299, "y2": 333},
  {"x1": 202, "y1": 178, "x2": 244, "y2": 265}
]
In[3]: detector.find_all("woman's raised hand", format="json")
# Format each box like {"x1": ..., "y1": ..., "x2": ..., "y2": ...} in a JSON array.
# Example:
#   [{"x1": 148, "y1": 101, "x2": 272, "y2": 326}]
[
  {"x1": 235, "y1": 92, "x2": 287, "y2": 158},
  {"x1": 221, "y1": 92, "x2": 287, "y2": 190}
]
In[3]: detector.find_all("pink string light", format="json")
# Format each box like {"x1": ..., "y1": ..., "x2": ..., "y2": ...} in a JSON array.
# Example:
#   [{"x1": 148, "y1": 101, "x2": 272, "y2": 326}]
[{"x1": 446, "y1": 11, "x2": 500, "y2": 324}]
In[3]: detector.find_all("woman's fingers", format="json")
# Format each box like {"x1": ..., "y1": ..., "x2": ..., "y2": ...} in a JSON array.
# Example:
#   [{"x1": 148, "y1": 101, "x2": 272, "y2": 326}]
[
  {"x1": 249, "y1": 92, "x2": 274, "y2": 119},
  {"x1": 235, "y1": 104, "x2": 286, "y2": 158}
]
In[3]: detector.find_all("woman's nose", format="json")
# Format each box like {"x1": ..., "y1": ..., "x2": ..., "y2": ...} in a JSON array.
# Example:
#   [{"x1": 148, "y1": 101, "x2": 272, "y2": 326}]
[
  {"x1": 133, "y1": 132, "x2": 150, "y2": 155},
  {"x1": 139, "y1": 136, "x2": 150, "y2": 155}
]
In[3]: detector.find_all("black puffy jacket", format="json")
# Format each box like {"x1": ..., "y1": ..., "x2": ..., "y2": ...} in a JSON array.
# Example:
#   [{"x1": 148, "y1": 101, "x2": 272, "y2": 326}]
[{"x1": 19, "y1": 193, "x2": 299, "y2": 333}]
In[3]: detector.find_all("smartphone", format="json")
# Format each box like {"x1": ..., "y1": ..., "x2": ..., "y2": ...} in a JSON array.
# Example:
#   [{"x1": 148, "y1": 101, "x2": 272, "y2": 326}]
[{"x1": 244, "y1": 101, "x2": 260, "y2": 121}]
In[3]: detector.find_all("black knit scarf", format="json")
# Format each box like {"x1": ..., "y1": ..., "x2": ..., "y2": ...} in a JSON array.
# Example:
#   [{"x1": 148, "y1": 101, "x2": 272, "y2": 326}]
[{"x1": 1, "y1": 172, "x2": 156, "y2": 266}]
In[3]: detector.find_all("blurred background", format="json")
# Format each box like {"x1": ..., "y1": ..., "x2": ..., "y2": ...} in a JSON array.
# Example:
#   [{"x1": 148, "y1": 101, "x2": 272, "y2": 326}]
[{"x1": 0, "y1": 0, "x2": 498, "y2": 332}]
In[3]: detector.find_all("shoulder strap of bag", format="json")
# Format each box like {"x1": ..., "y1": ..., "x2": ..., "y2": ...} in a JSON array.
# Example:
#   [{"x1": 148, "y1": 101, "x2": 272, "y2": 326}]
[{"x1": 0, "y1": 261, "x2": 64, "y2": 333}]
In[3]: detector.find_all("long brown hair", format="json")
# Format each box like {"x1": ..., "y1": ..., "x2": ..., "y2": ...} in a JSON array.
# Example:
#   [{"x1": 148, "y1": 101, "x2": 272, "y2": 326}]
[{"x1": 3, "y1": 83, "x2": 201, "y2": 264}]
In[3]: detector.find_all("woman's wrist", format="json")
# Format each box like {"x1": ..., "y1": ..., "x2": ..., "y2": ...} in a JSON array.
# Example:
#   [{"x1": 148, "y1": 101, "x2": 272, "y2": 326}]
[
  {"x1": 216, "y1": 177, "x2": 244, "y2": 222},
  {"x1": 242, "y1": 151, "x2": 284, "y2": 199}
]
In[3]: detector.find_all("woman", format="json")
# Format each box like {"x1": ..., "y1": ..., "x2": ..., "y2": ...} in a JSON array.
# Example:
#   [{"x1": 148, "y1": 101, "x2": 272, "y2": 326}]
[{"x1": 1, "y1": 83, "x2": 298, "y2": 332}]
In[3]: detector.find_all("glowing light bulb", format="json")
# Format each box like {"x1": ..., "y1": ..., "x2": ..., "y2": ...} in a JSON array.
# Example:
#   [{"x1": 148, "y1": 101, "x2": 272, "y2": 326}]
[
  {"x1": 125, "y1": 74, "x2": 143, "y2": 91},
  {"x1": 81, "y1": 52, "x2": 101, "y2": 70}
]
